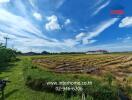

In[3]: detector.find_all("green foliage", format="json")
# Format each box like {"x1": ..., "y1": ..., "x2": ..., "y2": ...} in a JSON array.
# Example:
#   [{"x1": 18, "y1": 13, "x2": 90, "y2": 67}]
[
  {"x1": 0, "y1": 56, "x2": 67, "y2": 100},
  {"x1": 105, "y1": 73, "x2": 115, "y2": 87},
  {"x1": 0, "y1": 44, "x2": 16, "y2": 66}
]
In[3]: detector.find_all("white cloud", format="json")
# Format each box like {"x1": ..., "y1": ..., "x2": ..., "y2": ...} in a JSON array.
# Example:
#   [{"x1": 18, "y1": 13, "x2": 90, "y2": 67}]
[
  {"x1": 0, "y1": 0, "x2": 10, "y2": 3},
  {"x1": 75, "y1": 18, "x2": 118, "y2": 45},
  {"x1": 13, "y1": 0, "x2": 28, "y2": 16},
  {"x1": 0, "y1": 0, "x2": 124, "y2": 52},
  {"x1": 11, "y1": 37, "x2": 78, "y2": 52},
  {"x1": 0, "y1": 9, "x2": 78, "y2": 52},
  {"x1": 91, "y1": 0, "x2": 105, "y2": 9},
  {"x1": 82, "y1": 39, "x2": 97, "y2": 45},
  {"x1": 78, "y1": 41, "x2": 132, "y2": 52},
  {"x1": 0, "y1": 9, "x2": 48, "y2": 39},
  {"x1": 75, "y1": 32, "x2": 97, "y2": 45},
  {"x1": 0, "y1": 32, "x2": 5, "y2": 43},
  {"x1": 0, "y1": 32, "x2": 17, "y2": 39},
  {"x1": 33, "y1": 12, "x2": 42, "y2": 20},
  {"x1": 45, "y1": 15, "x2": 61, "y2": 31},
  {"x1": 0, "y1": 0, "x2": 76, "y2": 52},
  {"x1": 29, "y1": 0, "x2": 35, "y2": 7},
  {"x1": 55, "y1": 0, "x2": 65, "y2": 9},
  {"x1": 126, "y1": 36, "x2": 131, "y2": 40},
  {"x1": 86, "y1": 18, "x2": 118, "y2": 39},
  {"x1": 92, "y1": 0, "x2": 110, "y2": 16},
  {"x1": 75, "y1": 32, "x2": 85, "y2": 40},
  {"x1": 64, "y1": 19, "x2": 71, "y2": 25},
  {"x1": 119, "y1": 17, "x2": 132, "y2": 28},
  {"x1": 13, "y1": 36, "x2": 132, "y2": 53},
  {"x1": 63, "y1": 39, "x2": 78, "y2": 47},
  {"x1": 122, "y1": 36, "x2": 131, "y2": 43}
]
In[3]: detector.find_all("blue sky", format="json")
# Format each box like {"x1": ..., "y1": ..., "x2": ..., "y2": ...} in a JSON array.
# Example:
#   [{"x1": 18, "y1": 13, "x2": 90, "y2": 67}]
[{"x1": 0, "y1": 0, "x2": 132, "y2": 52}]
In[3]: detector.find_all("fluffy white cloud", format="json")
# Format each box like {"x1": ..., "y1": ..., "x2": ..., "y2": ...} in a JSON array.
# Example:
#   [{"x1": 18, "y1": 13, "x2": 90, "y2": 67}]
[
  {"x1": 33, "y1": 12, "x2": 42, "y2": 20},
  {"x1": 119, "y1": 17, "x2": 132, "y2": 28},
  {"x1": 45, "y1": 15, "x2": 61, "y2": 31},
  {"x1": 64, "y1": 19, "x2": 71, "y2": 25},
  {"x1": 0, "y1": 0, "x2": 10, "y2": 3},
  {"x1": 0, "y1": 9, "x2": 77, "y2": 52}
]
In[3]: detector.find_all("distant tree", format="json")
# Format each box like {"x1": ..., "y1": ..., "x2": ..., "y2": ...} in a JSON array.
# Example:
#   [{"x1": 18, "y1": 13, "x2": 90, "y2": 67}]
[
  {"x1": 15, "y1": 51, "x2": 22, "y2": 55},
  {"x1": 41, "y1": 51, "x2": 50, "y2": 55}
]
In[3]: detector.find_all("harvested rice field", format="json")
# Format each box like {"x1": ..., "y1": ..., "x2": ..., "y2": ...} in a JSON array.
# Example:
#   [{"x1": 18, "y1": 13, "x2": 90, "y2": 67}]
[{"x1": 32, "y1": 54, "x2": 132, "y2": 84}]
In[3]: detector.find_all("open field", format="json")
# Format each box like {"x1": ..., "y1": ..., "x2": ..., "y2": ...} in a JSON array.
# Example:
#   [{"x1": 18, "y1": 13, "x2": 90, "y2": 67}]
[
  {"x1": 30, "y1": 54, "x2": 132, "y2": 99},
  {"x1": 32, "y1": 54, "x2": 132, "y2": 83},
  {"x1": 0, "y1": 54, "x2": 132, "y2": 100}
]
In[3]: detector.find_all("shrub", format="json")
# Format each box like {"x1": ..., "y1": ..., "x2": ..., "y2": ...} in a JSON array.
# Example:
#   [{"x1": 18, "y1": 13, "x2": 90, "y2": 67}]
[
  {"x1": 0, "y1": 44, "x2": 16, "y2": 66},
  {"x1": 105, "y1": 73, "x2": 115, "y2": 87}
]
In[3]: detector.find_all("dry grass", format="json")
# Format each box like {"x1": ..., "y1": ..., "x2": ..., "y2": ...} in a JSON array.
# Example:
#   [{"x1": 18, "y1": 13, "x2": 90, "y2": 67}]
[{"x1": 32, "y1": 54, "x2": 132, "y2": 85}]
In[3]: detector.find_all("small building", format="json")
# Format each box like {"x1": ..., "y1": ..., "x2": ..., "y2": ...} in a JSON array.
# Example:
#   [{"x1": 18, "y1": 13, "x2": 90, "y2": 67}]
[{"x1": 86, "y1": 50, "x2": 108, "y2": 54}]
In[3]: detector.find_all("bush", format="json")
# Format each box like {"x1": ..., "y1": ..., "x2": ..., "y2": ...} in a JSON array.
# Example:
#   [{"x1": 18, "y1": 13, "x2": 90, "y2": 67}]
[{"x1": 0, "y1": 44, "x2": 16, "y2": 66}]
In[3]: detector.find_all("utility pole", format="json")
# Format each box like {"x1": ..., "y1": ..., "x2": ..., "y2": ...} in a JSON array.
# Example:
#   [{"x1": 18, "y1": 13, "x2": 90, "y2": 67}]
[{"x1": 4, "y1": 37, "x2": 10, "y2": 48}]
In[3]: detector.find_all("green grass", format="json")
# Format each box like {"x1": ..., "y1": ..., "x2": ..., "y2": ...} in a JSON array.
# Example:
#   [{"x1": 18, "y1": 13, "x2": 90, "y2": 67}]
[
  {"x1": 0, "y1": 55, "x2": 131, "y2": 100},
  {"x1": 0, "y1": 56, "x2": 68, "y2": 100},
  {"x1": 22, "y1": 56, "x2": 119, "y2": 100},
  {"x1": 0, "y1": 56, "x2": 97, "y2": 100}
]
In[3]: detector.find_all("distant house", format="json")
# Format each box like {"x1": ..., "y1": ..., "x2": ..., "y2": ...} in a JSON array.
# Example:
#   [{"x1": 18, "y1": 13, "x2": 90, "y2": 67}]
[{"x1": 86, "y1": 50, "x2": 108, "y2": 54}]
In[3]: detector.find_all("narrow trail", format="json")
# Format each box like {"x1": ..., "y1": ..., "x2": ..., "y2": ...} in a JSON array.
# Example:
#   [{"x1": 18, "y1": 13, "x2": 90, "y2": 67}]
[
  {"x1": 0, "y1": 57, "x2": 25, "y2": 100},
  {"x1": 0, "y1": 57, "x2": 66, "y2": 100}
]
